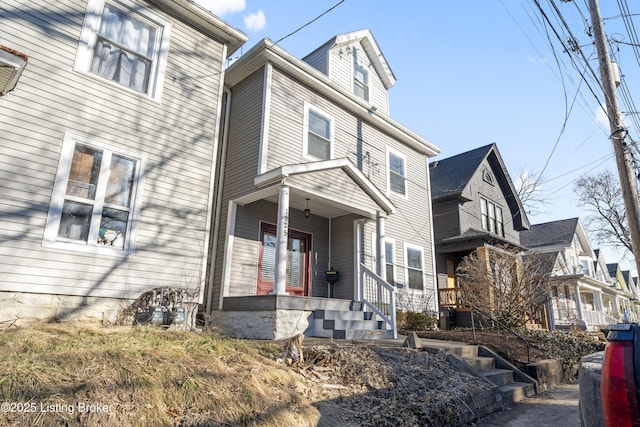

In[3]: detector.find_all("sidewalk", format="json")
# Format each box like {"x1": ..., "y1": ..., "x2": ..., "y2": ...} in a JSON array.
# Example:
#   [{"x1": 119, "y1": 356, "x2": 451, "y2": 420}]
[{"x1": 473, "y1": 383, "x2": 581, "y2": 427}]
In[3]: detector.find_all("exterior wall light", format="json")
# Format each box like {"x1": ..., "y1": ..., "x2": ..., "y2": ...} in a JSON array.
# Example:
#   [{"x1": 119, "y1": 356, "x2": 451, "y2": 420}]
[{"x1": 304, "y1": 198, "x2": 311, "y2": 218}]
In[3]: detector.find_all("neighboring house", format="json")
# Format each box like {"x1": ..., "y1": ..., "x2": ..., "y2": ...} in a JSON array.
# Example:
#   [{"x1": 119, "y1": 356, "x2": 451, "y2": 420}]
[
  {"x1": 428, "y1": 144, "x2": 530, "y2": 325},
  {"x1": 606, "y1": 263, "x2": 638, "y2": 322},
  {"x1": 520, "y1": 218, "x2": 636, "y2": 330},
  {"x1": 206, "y1": 30, "x2": 441, "y2": 340},
  {"x1": 0, "y1": 0, "x2": 246, "y2": 324}
]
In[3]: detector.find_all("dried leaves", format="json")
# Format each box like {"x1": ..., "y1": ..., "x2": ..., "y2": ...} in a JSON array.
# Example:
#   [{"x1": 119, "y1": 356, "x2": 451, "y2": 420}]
[{"x1": 293, "y1": 344, "x2": 494, "y2": 426}]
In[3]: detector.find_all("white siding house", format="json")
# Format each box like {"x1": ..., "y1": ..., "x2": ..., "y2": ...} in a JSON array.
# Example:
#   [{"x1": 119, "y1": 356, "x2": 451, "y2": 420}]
[{"x1": 0, "y1": 0, "x2": 246, "y2": 324}]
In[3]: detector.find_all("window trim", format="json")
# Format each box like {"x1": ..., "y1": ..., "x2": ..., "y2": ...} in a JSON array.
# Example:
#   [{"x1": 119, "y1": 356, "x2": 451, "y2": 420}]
[
  {"x1": 372, "y1": 233, "x2": 396, "y2": 286},
  {"x1": 43, "y1": 132, "x2": 146, "y2": 256},
  {"x1": 480, "y1": 196, "x2": 505, "y2": 237},
  {"x1": 302, "y1": 101, "x2": 334, "y2": 161},
  {"x1": 74, "y1": 0, "x2": 172, "y2": 101},
  {"x1": 404, "y1": 242, "x2": 425, "y2": 291},
  {"x1": 386, "y1": 146, "x2": 408, "y2": 198},
  {"x1": 353, "y1": 60, "x2": 369, "y2": 101}
]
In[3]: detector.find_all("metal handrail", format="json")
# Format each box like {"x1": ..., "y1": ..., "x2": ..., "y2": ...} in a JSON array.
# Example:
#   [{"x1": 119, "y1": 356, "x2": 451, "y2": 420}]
[{"x1": 470, "y1": 306, "x2": 531, "y2": 364}]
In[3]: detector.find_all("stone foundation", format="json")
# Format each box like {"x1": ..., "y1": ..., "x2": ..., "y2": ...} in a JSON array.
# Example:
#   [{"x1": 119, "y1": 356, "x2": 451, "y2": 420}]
[
  {"x1": 212, "y1": 309, "x2": 312, "y2": 340},
  {"x1": 0, "y1": 291, "x2": 131, "y2": 325}
]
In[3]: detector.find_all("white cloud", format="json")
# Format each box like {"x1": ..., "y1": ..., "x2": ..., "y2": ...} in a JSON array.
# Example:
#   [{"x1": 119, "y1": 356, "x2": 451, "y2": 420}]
[
  {"x1": 244, "y1": 10, "x2": 266, "y2": 32},
  {"x1": 193, "y1": 0, "x2": 246, "y2": 17}
]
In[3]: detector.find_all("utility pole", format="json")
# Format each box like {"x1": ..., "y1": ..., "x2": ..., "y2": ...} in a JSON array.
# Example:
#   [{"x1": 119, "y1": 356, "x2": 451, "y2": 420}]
[{"x1": 588, "y1": 0, "x2": 640, "y2": 276}]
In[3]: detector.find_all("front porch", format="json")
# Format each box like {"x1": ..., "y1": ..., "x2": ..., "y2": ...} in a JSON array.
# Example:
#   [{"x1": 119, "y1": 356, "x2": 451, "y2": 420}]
[{"x1": 213, "y1": 277, "x2": 396, "y2": 341}]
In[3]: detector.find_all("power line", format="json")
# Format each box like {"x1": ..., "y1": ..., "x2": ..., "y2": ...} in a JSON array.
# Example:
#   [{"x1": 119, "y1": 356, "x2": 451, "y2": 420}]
[{"x1": 272, "y1": 0, "x2": 346, "y2": 45}]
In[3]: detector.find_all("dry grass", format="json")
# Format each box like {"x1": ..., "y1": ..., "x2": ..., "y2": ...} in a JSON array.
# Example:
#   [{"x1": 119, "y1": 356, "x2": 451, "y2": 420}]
[
  {"x1": 0, "y1": 324, "x2": 317, "y2": 426},
  {"x1": 0, "y1": 325, "x2": 496, "y2": 427}
]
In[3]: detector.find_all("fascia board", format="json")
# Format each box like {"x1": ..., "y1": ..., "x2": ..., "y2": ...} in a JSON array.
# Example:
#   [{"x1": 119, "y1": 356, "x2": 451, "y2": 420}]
[{"x1": 225, "y1": 40, "x2": 440, "y2": 157}]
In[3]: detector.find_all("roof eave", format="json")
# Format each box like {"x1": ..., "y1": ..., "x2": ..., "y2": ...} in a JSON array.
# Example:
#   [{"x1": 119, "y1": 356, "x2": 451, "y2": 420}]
[
  {"x1": 150, "y1": 0, "x2": 248, "y2": 56},
  {"x1": 225, "y1": 39, "x2": 440, "y2": 157}
]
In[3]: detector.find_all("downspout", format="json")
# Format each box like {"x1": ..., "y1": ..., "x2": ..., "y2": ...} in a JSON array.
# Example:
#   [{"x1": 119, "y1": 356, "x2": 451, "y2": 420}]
[
  {"x1": 425, "y1": 157, "x2": 439, "y2": 314},
  {"x1": 328, "y1": 217, "x2": 332, "y2": 298},
  {"x1": 206, "y1": 87, "x2": 232, "y2": 316}
]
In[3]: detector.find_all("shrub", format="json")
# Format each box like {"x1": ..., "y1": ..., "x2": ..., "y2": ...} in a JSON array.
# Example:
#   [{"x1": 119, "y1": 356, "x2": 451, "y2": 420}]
[{"x1": 397, "y1": 310, "x2": 437, "y2": 331}]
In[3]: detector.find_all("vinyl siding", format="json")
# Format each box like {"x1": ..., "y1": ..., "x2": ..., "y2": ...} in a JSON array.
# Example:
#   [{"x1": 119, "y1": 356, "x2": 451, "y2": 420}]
[
  {"x1": 302, "y1": 48, "x2": 329, "y2": 75},
  {"x1": 227, "y1": 200, "x2": 330, "y2": 298},
  {"x1": 459, "y1": 159, "x2": 520, "y2": 245},
  {"x1": 210, "y1": 68, "x2": 264, "y2": 306},
  {"x1": 432, "y1": 199, "x2": 462, "y2": 241},
  {"x1": 265, "y1": 66, "x2": 435, "y2": 297},
  {"x1": 221, "y1": 68, "x2": 264, "y2": 199},
  {"x1": 0, "y1": 0, "x2": 227, "y2": 300},
  {"x1": 330, "y1": 215, "x2": 357, "y2": 300},
  {"x1": 327, "y1": 41, "x2": 389, "y2": 115}
]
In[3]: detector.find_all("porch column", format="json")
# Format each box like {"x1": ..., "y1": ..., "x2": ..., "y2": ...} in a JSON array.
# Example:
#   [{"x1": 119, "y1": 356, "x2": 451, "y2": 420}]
[
  {"x1": 271, "y1": 185, "x2": 290, "y2": 295},
  {"x1": 574, "y1": 284, "x2": 585, "y2": 323},
  {"x1": 376, "y1": 212, "x2": 387, "y2": 281}
]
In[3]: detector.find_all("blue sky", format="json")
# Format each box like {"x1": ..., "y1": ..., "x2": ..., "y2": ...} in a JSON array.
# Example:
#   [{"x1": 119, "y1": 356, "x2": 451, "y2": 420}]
[{"x1": 196, "y1": 0, "x2": 639, "y2": 270}]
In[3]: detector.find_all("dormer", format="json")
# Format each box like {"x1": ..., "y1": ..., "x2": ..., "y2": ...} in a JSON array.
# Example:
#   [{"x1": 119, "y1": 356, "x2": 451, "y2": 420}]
[{"x1": 303, "y1": 29, "x2": 395, "y2": 115}]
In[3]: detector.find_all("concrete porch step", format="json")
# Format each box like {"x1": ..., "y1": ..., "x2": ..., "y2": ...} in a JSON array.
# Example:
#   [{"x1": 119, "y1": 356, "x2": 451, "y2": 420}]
[
  {"x1": 318, "y1": 318, "x2": 384, "y2": 331},
  {"x1": 310, "y1": 305, "x2": 393, "y2": 340},
  {"x1": 313, "y1": 309, "x2": 373, "y2": 321}
]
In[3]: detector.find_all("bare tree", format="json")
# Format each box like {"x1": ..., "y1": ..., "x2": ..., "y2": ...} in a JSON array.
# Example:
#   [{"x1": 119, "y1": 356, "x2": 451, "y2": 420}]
[
  {"x1": 574, "y1": 170, "x2": 633, "y2": 253},
  {"x1": 515, "y1": 168, "x2": 551, "y2": 217},
  {"x1": 456, "y1": 246, "x2": 554, "y2": 328}
]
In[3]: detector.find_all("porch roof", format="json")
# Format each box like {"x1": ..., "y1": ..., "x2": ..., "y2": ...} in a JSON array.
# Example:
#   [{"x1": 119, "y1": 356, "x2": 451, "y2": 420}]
[{"x1": 236, "y1": 158, "x2": 395, "y2": 219}]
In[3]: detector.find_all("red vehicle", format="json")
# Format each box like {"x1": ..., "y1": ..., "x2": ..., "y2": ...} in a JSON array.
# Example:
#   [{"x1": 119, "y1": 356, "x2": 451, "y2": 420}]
[{"x1": 601, "y1": 323, "x2": 640, "y2": 427}]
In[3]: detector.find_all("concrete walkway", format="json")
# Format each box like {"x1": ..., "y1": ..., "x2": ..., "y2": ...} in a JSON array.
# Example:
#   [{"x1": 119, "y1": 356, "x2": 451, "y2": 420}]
[{"x1": 473, "y1": 382, "x2": 581, "y2": 427}]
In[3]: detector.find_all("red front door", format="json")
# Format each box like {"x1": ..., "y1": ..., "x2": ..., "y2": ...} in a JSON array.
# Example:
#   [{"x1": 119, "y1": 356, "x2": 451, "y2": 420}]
[{"x1": 257, "y1": 223, "x2": 311, "y2": 296}]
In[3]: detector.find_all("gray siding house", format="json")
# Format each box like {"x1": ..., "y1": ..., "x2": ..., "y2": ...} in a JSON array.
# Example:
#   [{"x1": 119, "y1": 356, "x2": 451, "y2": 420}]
[
  {"x1": 207, "y1": 30, "x2": 441, "y2": 340},
  {"x1": 429, "y1": 144, "x2": 530, "y2": 323},
  {"x1": 0, "y1": 0, "x2": 246, "y2": 323}
]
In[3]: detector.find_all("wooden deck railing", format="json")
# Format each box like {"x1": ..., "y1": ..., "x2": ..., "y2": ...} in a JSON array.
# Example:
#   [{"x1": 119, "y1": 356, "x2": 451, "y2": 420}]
[{"x1": 438, "y1": 287, "x2": 465, "y2": 308}]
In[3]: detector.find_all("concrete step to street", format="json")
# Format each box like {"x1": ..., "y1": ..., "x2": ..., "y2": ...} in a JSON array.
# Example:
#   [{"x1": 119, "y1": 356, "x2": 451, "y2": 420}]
[
  {"x1": 482, "y1": 368, "x2": 515, "y2": 386},
  {"x1": 463, "y1": 356, "x2": 496, "y2": 371},
  {"x1": 499, "y1": 382, "x2": 536, "y2": 405}
]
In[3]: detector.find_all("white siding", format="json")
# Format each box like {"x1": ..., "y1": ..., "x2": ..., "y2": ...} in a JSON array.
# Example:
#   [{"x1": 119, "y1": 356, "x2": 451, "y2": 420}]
[{"x1": 0, "y1": 0, "x2": 227, "y2": 302}]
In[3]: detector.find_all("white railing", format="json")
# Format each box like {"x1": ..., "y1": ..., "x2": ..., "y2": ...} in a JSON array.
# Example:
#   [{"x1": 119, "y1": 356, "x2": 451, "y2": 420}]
[
  {"x1": 581, "y1": 309, "x2": 608, "y2": 330},
  {"x1": 359, "y1": 263, "x2": 397, "y2": 339}
]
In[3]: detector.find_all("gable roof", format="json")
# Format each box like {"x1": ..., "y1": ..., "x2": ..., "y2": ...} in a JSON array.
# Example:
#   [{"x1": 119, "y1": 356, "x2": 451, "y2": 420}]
[
  {"x1": 303, "y1": 29, "x2": 396, "y2": 89},
  {"x1": 520, "y1": 218, "x2": 579, "y2": 248},
  {"x1": 430, "y1": 144, "x2": 494, "y2": 199},
  {"x1": 225, "y1": 38, "x2": 440, "y2": 157},
  {"x1": 526, "y1": 250, "x2": 562, "y2": 275},
  {"x1": 429, "y1": 143, "x2": 530, "y2": 230}
]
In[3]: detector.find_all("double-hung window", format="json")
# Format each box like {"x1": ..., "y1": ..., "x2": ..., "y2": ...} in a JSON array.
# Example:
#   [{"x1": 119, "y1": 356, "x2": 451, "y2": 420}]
[
  {"x1": 372, "y1": 233, "x2": 396, "y2": 285},
  {"x1": 385, "y1": 240, "x2": 396, "y2": 285},
  {"x1": 75, "y1": 0, "x2": 171, "y2": 100},
  {"x1": 480, "y1": 197, "x2": 504, "y2": 237},
  {"x1": 303, "y1": 102, "x2": 333, "y2": 160},
  {"x1": 387, "y1": 147, "x2": 407, "y2": 197},
  {"x1": 44, "y1": 133, "x2": 145, "y2": 253},
  {"x1": 354, "y1": 61, "x2": 369, "y2": 101},
  {"x1": 405, "y1": 244, "x2": 424, "y2": 290}
]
